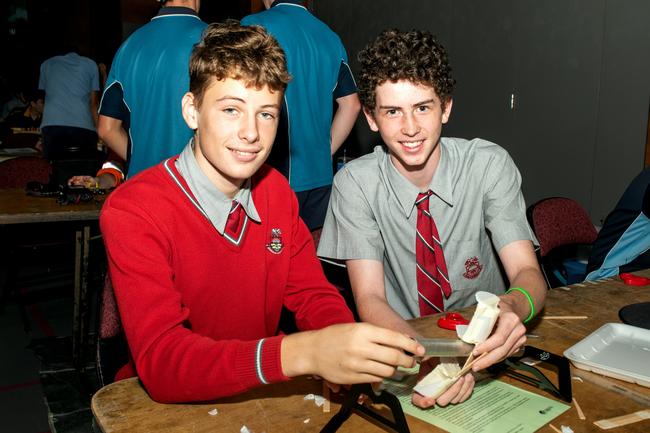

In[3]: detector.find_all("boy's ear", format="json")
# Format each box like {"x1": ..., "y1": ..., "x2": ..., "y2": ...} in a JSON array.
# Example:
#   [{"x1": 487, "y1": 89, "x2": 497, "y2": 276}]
[
  {"x1": 363, "y1": 106, "x2": 379, "y2": 132},
  {"x1": 442, "y1": 98, "x2": 453, "y2": 124},
  {"x1": 181, "y1": 92, "x2": 199, "y2": 130}
]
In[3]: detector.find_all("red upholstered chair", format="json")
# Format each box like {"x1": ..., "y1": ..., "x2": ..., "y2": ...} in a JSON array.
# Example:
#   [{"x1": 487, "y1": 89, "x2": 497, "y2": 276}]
[
  {"x1": 98, "y1": 275, "x2": 122, "y2": 340},
  {"x1": 527, "y1": 197, "x2": 598, "y2": 287},
  {"x1": 95, "y1": 275, "x2": 128, "y2": 387}
]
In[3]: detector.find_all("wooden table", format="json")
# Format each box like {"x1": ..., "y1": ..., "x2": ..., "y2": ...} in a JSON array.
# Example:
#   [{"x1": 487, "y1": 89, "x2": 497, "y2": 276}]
[
  {"x1": 92, "y1": 270, "x2": 650, "y2": 433},
  {"x1": 0, "y1": 188, "x2": 105, "y2": 369}
]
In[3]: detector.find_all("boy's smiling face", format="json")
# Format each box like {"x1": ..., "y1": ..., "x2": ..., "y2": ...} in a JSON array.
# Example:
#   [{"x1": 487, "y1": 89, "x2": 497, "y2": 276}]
[
  {"x1": 364, "y1": 79, "x2": 452, "y2": 184},
  {"x1": 182, "y1": 77, "x2": 282, "y2": 197}
]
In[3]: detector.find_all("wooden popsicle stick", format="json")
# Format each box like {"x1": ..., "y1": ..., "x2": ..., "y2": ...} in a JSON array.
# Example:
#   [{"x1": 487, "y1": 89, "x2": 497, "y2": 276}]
[
  {"x1": 322, "y1": 381, "x2": 331, "y2": 413},
  {"x1": 572, "y1": 397, "x2": 586, "y2": 420},
  {"x1": 594, "y1": 409, "x2": 650, "y2": 430},
  {"x1": 548, "y1": 424, "x2": 562, "y2": 433}
]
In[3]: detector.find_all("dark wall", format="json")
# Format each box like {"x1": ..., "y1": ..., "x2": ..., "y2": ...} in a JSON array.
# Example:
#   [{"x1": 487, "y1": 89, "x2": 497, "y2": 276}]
[
  {"x1": 2, "y1": 0, "x2": 121, "y2": 95},
  {"x1": 315, "y1": 0, "x2": 650, "y2": 224},
  {"x1": 1, "y1": 0, "x2": 255, "y2": 100}
]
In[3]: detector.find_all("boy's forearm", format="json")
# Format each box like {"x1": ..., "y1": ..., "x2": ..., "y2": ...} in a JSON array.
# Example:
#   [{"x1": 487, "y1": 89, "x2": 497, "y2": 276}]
[
  {"x1": 501, "y1": 266, "x2": 547, "y2": 322},
  {"x1": 356, "y1": 295, "x2": 420, "y2": 337}
]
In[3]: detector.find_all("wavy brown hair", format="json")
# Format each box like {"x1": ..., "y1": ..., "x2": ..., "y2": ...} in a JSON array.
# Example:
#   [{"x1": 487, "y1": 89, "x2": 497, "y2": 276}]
[
  {"x1": 189, "y1": 20, "x2": 291, "y2": 108},
  {"x1": 358, "y1": 28, "x2": 455, "y2": 111}
]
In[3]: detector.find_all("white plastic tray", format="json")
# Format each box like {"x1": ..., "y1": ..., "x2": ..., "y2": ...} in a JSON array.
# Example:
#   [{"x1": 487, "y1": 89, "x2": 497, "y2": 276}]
[{"x1": 564, "y1": 323, "x2": 650, "y2": 387}]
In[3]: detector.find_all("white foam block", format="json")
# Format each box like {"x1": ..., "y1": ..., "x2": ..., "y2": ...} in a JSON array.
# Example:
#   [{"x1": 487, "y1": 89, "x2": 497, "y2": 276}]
[{"x1": 457, "y1": 291, "x2": 500, "y2": 344}]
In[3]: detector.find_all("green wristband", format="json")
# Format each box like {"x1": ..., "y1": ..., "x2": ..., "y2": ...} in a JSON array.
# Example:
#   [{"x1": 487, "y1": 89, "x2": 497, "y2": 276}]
[{"x1": 506, "y1": 287, "x2": 535, "y2": 323}]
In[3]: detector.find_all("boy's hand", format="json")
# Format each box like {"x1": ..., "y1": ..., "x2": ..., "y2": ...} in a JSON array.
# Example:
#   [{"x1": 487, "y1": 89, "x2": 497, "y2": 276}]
[
  {"x1": 282, "y1": 323, "x2": 424, "y2": 385},
  {"x1": 68, "y1": 175, "x2": 97, "y2": 188},
  {"x1": 411, "y1": 357, "x2": 475, "y2": 408},
  {"x1": 471, "y1": 306, "x2": 526, "y2": 371},
  {"x1": 413, "y1": 373, "x2": 475, "y2": 408}
]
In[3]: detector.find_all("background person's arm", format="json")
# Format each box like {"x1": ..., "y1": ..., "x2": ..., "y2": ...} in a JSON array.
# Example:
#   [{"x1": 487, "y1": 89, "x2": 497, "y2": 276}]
[
  {"x1": 90, "y1": 91, "x2": 99, "y2": 128},
  {"x1": 98, "y1": 115, "x2": 128, "y2": 160},
  {"x1": 330, "y1": 93, "x2": 360, "y2": 155}
]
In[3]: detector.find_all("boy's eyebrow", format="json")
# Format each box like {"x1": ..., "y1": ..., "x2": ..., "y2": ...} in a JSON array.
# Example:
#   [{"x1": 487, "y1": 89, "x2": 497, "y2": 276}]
[
  {"x1": 216, "y1": 95, "x2": 245, "y2": 103},
  {"x1": 377, "y1": 98, "x2": 436, "y2": 110},
  {"x1": 215, "y1": 96, "x2": 281, "y2": 110},
  {"x1": 413, "y1": 98, "x2": 436, "y2": 106}
]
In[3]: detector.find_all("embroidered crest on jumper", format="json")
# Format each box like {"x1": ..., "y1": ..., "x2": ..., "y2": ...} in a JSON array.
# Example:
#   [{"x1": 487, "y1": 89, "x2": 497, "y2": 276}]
[
  {"x1": 266, "y1": 228, "x2": 283, "y2": 254},
  {"x1": 463, "y1": 256, "x2": 483, "y2": 279}
]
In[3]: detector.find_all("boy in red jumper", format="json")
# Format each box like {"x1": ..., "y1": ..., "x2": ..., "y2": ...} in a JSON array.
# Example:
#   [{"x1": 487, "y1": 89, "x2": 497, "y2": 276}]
[{"x1": 100, "y1": 21, "x2": 424, "y2": 403}]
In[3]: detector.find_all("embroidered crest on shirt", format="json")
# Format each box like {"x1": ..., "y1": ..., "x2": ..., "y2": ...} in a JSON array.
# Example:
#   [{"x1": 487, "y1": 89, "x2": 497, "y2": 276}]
[
  {"x1": 463, "y1": 256, "x2": 483, "y2": 279},
  {"x1": 266, "y1": 228, "x2": 283, "y2": 254}
]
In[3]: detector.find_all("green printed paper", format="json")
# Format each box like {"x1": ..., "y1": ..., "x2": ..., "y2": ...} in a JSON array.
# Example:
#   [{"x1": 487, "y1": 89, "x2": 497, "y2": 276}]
[{"x1": 382, "y1": 377, "x2": 570, "y2": 433}]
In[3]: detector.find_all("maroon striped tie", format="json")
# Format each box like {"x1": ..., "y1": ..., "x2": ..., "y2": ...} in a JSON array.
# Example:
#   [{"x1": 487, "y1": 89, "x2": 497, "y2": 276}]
[
  {"x1": 224, "y1": 200, "x2": 247, "y2": 245},
  {"x1": 415, "y1": 190, "x2": 452, "y2": 315}
]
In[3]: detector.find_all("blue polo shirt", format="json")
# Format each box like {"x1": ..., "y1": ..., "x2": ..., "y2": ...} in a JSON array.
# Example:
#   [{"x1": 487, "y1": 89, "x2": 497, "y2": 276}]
[
  {"x1": 99, "y1": 7, "x2": 206, "y2": 177},
  {"x1": 242, "y1": 1, "x2": 357, "y2": 192},
  {"x1": 39, "y1": 52, "x2": 99, "y2": 131}
]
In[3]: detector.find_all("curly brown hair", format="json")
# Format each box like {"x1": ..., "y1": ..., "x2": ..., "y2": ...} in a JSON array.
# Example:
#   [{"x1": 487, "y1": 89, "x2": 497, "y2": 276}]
[
  {"x1": 357, "y1": 28, "x2": 455, "y2": 111},
  {"x1": 189, "y1": 20, "x2": 291, "y2": 108}
]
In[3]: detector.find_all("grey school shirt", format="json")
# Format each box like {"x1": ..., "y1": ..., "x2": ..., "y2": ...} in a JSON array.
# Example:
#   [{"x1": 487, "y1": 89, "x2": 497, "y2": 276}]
[{"x1": 317, "y1": 138, "x2": 537, "y2": 319}]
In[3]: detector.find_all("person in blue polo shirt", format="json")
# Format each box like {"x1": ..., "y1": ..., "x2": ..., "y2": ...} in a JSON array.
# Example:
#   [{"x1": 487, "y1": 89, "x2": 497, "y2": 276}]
[
  {"x1": 242, "y1": 1, "x2": 361, "y2": 231},
  {"x1": 98, "y1": 0, "x2": 206, "y2": 178},
  {"x1": 39, "y1": 49, "x2": 100, "y2": 160}
]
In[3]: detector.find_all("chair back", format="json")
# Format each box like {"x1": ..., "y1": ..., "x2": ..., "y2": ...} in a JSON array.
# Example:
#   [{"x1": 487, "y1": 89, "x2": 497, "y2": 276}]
[
  {"x1": 528, "y1": 197, "x2": 598, "y2": 257},
  {"x1": 95, "y1": 275, "x2": 128, "y2": 387},
  {"x1": 0, "y1": 156, "x2": 51, "y2": 188},
  {"x1": 98, "y1": 275, "x2": 122, "y2": 339}
]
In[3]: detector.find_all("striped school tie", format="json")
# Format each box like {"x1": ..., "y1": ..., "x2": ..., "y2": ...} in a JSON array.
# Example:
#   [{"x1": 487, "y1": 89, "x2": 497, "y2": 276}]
[
  {"x1": 415, "y1": 190, "x2": 452, "y2": 314},
  {"x1": 224, "y1": 200, "x2": 248, "y2": 246}
]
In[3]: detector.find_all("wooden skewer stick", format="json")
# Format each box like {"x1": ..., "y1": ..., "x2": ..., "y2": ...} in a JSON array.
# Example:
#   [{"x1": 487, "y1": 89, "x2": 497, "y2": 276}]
[
  {"x1": 457, "y1": 352, "x2": 488, "y2": 377},
  {"x1": 542, "y1": 316, "x2": 588, "y2": 320},
  {"x1": 572, "y1": 397, "x2": 586, "y2": 420},
  {"x1": 461, "y1": 351, "x2": 475, "y2": 371}
]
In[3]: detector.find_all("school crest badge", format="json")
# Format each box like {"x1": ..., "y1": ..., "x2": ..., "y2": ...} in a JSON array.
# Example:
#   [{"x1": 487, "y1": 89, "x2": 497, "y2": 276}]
[
  {"x1": 266, "y1": 228, "x2": 283, "y2": 254},
  {"x1": 463, "y1": 256, "x2": 483, "y2": 279}
]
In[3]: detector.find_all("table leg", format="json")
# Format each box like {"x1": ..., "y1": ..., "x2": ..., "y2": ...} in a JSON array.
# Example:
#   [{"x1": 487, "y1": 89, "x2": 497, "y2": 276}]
[{"x1": 72, "y1": 225, "x2": 91, "y2": 370}]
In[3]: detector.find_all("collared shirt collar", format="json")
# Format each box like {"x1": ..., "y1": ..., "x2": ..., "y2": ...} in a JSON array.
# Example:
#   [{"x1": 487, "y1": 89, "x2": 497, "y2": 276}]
[
  {"x1": 154, "y1": 6, "x2": 200, "y2": 19},
  {"x1": 270, "y1": 0, "x2": 307, "y2": 9},
  {"x1": 176, "y1": 140, "x2": 261, "y2": 235},
  {"x1": 383, "y1": 140, "x2": 455, "y2": 219}
]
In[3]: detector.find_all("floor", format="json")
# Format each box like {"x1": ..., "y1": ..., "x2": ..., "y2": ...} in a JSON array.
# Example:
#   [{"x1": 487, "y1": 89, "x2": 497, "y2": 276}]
[{"x1": 1, "y1": 256, "x2": 102, "y2": 433}]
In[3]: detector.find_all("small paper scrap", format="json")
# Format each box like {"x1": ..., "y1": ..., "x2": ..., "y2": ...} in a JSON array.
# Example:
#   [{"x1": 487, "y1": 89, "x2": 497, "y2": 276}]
[
  {"x1": 304, "y1": 393, "x2": 326, "y2": 407},
  {"x1": 208, "y1": 408, "x2": 218, "y2": 416},
  {"x1": 240, "y1": 426, "x2": 251, "y2": 433},
  {"x1": 303, "y1": 418, "x2": 310, "y2": 424},
  {"x1": 456, "y1": 291, "x2": 500, "y2": 344},
  {"x1": 561, "y1": 426, "x2": 574, "y2": 433}
]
